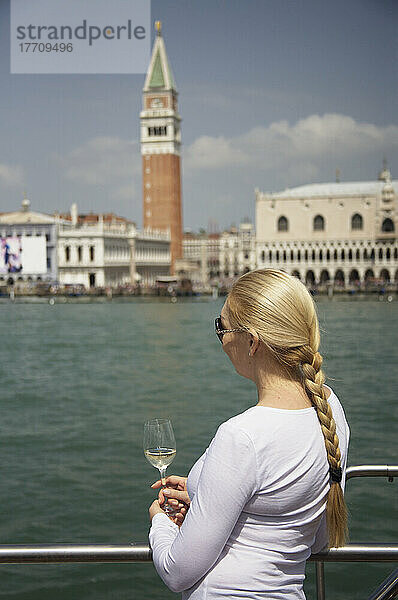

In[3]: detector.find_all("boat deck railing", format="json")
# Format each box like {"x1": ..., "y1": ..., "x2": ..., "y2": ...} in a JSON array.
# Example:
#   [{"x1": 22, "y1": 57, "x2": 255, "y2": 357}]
[{"x1": 0, "y1": 465, "x2": 396, "y2": 600}]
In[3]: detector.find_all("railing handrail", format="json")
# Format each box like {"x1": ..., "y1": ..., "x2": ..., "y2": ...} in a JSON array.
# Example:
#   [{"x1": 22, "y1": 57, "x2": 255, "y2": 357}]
[
  {"x1": 0, "y1": 543, "x2": 396, "y2": 564},
  {"x1": 0, "y1": 464, "x2": 395, "y2": 566},
  {"x1": 346, "y1": 465, "x2": 397, "y2": 481}
]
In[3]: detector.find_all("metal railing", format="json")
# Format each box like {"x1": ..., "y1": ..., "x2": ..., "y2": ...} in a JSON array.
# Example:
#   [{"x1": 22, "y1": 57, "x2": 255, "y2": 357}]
[
  {"x1": 0, "y1": 465, "x2": 396, "y2": 599},
  {"x1": 0, "y1": 542, "x2": 396, "y2": 564},
  {"x1": 367, "y1": 567, "x2": 398, "y2": 600},
  {"x1": 346, "y1": 465, "x2": 397, "y2": 482},
  {"x1": 314, "y1": 465, "x2": 398, "y2": 600}
]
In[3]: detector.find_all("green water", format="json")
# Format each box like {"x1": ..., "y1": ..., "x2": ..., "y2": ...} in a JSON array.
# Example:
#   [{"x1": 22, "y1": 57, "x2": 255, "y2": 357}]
[{"x1": 0, "y1": 297, "x2": 396, "y2": 599}]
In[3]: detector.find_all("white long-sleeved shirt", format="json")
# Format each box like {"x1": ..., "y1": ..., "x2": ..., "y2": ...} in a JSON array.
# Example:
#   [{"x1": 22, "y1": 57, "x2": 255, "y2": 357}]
[{"x1": 149, "y1": 385, "x2": 349, "y2": 599}]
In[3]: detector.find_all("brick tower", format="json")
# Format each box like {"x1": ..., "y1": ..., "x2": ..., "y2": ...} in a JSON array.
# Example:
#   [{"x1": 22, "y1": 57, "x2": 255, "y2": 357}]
[{"x1": 140, "y1": 21, "x2": 183, "y2": 273}]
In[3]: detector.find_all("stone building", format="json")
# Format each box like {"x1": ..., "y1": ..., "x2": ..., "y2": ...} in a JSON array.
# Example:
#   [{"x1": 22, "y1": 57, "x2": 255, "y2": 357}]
[
  {"x1": 135, "y1": 227, "x2": 171, "y2": 286},
  {"x1": 58, "y1": 204, "x2": 171, "y2": 288},
  {"x1": 58, "y1": 207, "x2": 134, "y2": 288},
  {"x1": 179, "y1": 221, "x2": 256, "y2": 289},
  {"x1": 0, "y1": 196, "x2": 59, "y2": 283},
  {"x1": 219, "y1": 222, "x2": 256, "y2": 282},
  {"x1": 255, "y1": 168, "x2": 397, "y2": 287},
  {"x1": 140, "y1": 21, "x2": 183, "y2": 272}
]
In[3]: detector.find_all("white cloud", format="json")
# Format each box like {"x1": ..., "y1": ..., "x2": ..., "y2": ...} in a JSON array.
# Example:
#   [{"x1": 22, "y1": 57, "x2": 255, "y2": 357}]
[
  {"x1": 184, "y1": 113, "x2": 398, "y2": 178},
  {"x1": 0, "y1": 163, "x2": 24, "y2": 187},
  {"x1": 185, "y1": 135, "x2": 248, "y2": 170},
  {"x1": 55, "y1": 136, "x2": 141, "y2": 200}
]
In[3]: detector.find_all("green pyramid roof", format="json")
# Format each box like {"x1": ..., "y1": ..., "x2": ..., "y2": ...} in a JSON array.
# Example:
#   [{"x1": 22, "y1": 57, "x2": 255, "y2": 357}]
[
  {"x1": 164, "y1": 53, "x2": 176, "y2": 89},
  {"x1": 149, "y1": 50, "x2": 165, "y2": 88},
  {"x1": 144, "y1": 31, "x2": 177, "y2": 92}
]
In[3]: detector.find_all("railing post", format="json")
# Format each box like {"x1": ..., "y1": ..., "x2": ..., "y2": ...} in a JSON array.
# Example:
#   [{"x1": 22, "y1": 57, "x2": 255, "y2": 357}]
[{"x1": 316, "y1": 561, "x2": 326, "y2": 600}]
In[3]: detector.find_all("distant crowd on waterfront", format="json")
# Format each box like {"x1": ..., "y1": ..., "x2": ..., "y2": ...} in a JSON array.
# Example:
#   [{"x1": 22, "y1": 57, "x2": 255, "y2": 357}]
[{"x1": 1, "y1": 275, "x2": 396, "y2": 300}]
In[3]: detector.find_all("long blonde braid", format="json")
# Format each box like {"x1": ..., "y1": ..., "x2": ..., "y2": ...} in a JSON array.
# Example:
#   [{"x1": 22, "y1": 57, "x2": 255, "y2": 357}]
[
  {"x1": 298, "y1": 345, "x2": 348, "y2": 547},
  {"x1": 227, "y1": 268, "x2": 348, "y2": 548}
]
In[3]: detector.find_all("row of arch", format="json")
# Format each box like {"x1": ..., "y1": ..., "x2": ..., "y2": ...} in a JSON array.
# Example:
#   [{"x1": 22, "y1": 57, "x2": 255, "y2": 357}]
[
  {"x1": 0, "y1": 275, "x2": 49, "y2": 283},
  {"x1": 290, "y1": 268, "x2": 398, "y2": 285},
  {"x1": 260, "y1": 246, "x2": 398, "y2": 263},
  {"x1": 277, "y1": 215, "x2": 395, "y2": 233}
]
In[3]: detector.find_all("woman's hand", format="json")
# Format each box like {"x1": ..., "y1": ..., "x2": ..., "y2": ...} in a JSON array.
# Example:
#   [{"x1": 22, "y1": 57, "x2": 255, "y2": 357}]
[
  {"x1": 149, "y1": 499, "x2": 165, "y2": 522},
  {"x1": 151, "y1": 475, "x2": 190, "y2": 505},
  {"x1": 151, "y1": 475, "x2": 191, "y2": 527}
]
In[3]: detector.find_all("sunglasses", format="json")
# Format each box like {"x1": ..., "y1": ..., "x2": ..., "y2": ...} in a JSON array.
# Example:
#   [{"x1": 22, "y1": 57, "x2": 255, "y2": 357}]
[{"x1": 214, "y1": 316, "x2": 246, "y2": 344}]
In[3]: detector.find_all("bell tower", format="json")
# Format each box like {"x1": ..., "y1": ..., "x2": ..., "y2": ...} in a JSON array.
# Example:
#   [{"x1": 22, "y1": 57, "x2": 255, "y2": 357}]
[{"x1": 140, "y1": 21, "x2": 183, "y2": 272}]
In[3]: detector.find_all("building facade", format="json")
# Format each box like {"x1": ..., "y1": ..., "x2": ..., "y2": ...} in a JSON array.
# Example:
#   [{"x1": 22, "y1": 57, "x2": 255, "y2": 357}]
[
  {"x1": 58, "y1": 208, "x2": 133, "y2": 288},
  {"x1": 256, "y1": 169, "x2": 397, "y2": 287},
  {"x1": 58, "y1": 205, "x2": 171, "y2": 288},
  {"x1": 179, "y1": 222, "x2": 256, "y2": 289},
  {"x1": 219, "y1": 223, "x2": 256, "y2": 282},
  {"x1": 0, "y1": 197, "x2": 59, "y2": 283},
  {"x1": 135, "y1": 228, "x2": 171, "y2": 286},
  {"x1": 140, "y1": 21, "x2": 183, "y2": 273}
]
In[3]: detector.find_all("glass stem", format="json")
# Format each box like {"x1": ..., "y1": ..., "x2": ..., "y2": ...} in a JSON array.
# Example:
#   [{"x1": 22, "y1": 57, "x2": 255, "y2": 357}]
[
  {"x1": 159, "y1": 467, "x2": 172, "y2": 514},
  {"x1": 159, "y1": 467, "x2": 167, "y2": 487}
]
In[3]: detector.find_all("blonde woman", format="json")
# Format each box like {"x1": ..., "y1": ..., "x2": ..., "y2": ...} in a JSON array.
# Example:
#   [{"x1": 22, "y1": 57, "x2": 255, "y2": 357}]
[{"x1": 149, "y1": 268, "x2": 349, "y2": 599}]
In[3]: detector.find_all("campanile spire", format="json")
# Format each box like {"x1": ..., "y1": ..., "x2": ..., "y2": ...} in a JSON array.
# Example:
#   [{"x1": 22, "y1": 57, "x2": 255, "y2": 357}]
[{"x1": 140, "y1": 22, "x2": 182, "y2": 272}]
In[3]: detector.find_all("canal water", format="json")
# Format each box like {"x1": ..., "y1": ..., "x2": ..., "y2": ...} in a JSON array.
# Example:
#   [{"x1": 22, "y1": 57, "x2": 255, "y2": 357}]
[{"x1": 0, "y1": 296, "x2": 396, "y2": 599}]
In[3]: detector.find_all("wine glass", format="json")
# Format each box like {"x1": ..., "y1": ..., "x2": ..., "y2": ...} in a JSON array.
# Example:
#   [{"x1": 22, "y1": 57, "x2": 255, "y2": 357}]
[{"x1": 144, "y1": 418, "x2": 176, "y2": 514}]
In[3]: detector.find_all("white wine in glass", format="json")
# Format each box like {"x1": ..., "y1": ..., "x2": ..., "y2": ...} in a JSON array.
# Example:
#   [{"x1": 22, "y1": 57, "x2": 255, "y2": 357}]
[{"x1": 144, "y1": 418, "x2": 176, "y2": 514}]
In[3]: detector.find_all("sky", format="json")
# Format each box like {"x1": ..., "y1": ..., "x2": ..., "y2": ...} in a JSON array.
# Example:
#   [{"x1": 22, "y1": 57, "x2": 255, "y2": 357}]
[{"x1": 0, "y1": 0, "x2": 397, "y2": 231}]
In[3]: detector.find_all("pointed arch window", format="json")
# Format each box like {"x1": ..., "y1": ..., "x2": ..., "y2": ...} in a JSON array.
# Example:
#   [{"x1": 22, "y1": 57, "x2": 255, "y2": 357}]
[
  {"x1": 382, "y1": 218, "x2": 395, "y2": 232},
  {"x1": 277, "y1": 216, "x2": 288, "y2": 232},
  {"x1": 313, "y1": 215, "x2": 325, "y2": 231},
  {"x1": 351, "y1": 213, "x2": 363, "y2": 230}
]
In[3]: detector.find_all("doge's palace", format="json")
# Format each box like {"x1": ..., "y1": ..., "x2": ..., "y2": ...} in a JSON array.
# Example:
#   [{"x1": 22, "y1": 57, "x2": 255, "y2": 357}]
[{"x1": 256, "y1": 166, "x2": 397, "y2": 287}]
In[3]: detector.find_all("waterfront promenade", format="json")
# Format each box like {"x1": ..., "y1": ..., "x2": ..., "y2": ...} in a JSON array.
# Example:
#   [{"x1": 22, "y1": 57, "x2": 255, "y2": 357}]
[{"x1": 0, "y1": 277, "x2": 397, "y2": 301}]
